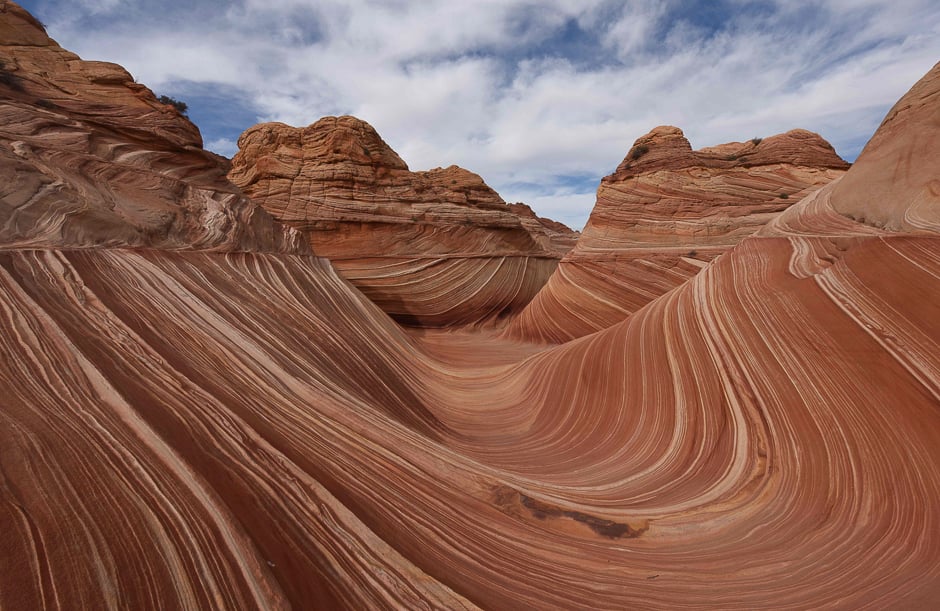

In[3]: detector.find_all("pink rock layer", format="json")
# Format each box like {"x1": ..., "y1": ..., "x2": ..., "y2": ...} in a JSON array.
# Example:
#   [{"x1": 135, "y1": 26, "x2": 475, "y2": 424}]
[
  {"x1": 505, "y1": 125, "x2": 849, "y2": 342},
  {"x1": 229, "y1": 116, "x2": 577, "y2": 326},
  {"x1": 2, "y1": 4, "x2": 939, "y2": 608}
]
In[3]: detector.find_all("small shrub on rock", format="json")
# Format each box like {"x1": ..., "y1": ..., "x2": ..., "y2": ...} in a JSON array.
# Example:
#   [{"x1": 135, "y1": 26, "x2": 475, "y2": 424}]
[
  {"x1": 629, "y1": 144, "x2": 650, "y2": 160},
  {"x1": 158, "y1": 94, "x2": 188, "y2": 116}
]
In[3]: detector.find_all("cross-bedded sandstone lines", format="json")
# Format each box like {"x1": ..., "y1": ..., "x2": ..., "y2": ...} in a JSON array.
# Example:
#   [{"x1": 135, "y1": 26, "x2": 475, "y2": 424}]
[
  {"x1": 1, "y1": 2, "x2": 939, "y2": 608},
  {"x1": 228, "y1": 116, "x2": 577, "y2": 327},
  {"x1": 1, "y1": 227, "x2": 938, "y2": 608},
  {"x1": 0, "y1": 2, "x2": 302, "y2": 254},
  {"x1": 505, "y1": 126, "x2": 850, "y2": 343}
]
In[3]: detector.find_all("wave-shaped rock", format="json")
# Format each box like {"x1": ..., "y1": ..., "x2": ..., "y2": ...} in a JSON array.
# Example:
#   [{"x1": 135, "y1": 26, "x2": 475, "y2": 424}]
[
  {"x1": 0, "y1": 2, "x2": 304, "y2": 253},
  {"x1": 229, "y1": 116, "x2": 577, "y2": 326},
  {"x1": 505, "y1": 126, "x2": 849, "y2": 342},
  {"x1": 1, "y1": 3, "x2": 939, "y2": 608}
]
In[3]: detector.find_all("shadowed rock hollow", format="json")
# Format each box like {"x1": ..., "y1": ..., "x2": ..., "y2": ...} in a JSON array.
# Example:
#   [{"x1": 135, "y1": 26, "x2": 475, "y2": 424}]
[{"x1": 1, "y1": 2, "x2": 939, "y2": 609}]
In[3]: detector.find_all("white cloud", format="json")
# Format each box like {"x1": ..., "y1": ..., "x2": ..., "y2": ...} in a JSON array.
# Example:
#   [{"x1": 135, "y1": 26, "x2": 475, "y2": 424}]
[
  {"x1": 205, "y1": 137, "x2": 239, "y2": 158},
  {"x1": 602, "y1": 1, "x2": 672, "y2": 59},
  {"x1": 70, "y1": 0, "x2": 122, "y2": 14},
  {"x1": 501, "y1": 188, "x2": 599, "y2": 231},
  {"x1": 26, "y1": 0, "x2": 940, "y2": 229}
]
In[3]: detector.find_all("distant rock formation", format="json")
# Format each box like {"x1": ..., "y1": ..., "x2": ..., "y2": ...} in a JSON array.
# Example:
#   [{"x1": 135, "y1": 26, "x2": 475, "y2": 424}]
[
  {"x1": 229, "y1": 116, "x2": 577, "y2": 326},
  {"x1": 505, "y1": 126, "x2": 849, "y2": 342},
  {"x1": 0, "y1": 1, "x2": 304, "y2": 253}
]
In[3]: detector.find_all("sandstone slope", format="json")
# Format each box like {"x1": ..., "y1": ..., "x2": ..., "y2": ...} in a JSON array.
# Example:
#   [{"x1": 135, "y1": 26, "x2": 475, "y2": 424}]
[
  {"x1": 229, "y1": 116, "x2": 577, "y2": 326},
  {"x1": 2, "y1": 3, "x2": 939, "y2": 608},
  {"x1": 0, "y1": 0, "x2": 303, "y2": 253},
  {"x1": 506, "y1": 125, "x2": 849, "y2": 342}
]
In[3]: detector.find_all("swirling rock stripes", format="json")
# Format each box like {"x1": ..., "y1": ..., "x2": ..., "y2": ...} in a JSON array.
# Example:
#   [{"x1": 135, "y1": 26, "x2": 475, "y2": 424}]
[
  {"x1": 0, "y1": 3, "x2": 304, "y2": 254},
  {"x1": 332, "y1": 255, "x2": 559, "y2": 326},
  {"x1": 505, "y1": 127, "x2": 849, "y2": 343},
  {"x1": 3, "y1": 230, "x2": 938, "y2": 607},
  {"x1": 1, "y1": 3, "x2": 938, "y2": 607},
  {"x1": 0, "y1": 253, "x2": 284, "y2": 610},
  {"x1": 228, "y1": 116, "x2": 577, "y2": 327},
  {"x1": 0, "y1": 249, "x2": 476, "y2": 609}
]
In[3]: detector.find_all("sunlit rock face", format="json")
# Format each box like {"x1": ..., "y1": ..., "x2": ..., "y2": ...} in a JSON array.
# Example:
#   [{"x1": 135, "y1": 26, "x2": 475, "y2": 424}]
[
  {"x1": 229, "y1": 116, "x2": 577, "y2": 326},
  {"x1": 2, "y1": 2, "x2": 940, "y2": 608},
  {"x1": 0, "y1": 1, "x2": 304, "y2": 253},
  {"x1": 505, "y1": 126, "x2": 850, "y2": 342}
]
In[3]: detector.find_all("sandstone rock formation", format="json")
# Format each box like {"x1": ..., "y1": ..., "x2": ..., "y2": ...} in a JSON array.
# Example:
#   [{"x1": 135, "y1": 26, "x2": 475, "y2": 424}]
[
  {"x1": 0, "y1": 0, "x2": 303, "y2": 253},
  {"x1": 505, "y1": 125, "x2": 850, "y2": 342},
  {"x1": 229, "y1": 116, "x2": 577, "y2": 326},
  {"x1": 2, "y1": 3, "x2": 939, "y2": 608}
]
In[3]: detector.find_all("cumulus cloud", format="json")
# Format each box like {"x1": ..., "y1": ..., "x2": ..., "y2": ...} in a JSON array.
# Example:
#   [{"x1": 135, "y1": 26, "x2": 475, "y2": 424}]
[{"x1": 20, "y1": 0, "x2": 940, "y2": 228}]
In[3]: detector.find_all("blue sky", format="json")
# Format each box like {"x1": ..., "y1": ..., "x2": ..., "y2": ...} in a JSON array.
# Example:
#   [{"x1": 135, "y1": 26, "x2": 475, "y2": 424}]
[{"x1": 18, "y1": 0, "x2": 940, "y2": 228}]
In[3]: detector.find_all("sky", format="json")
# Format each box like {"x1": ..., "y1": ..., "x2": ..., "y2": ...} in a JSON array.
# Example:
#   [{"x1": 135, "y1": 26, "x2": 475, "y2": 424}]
[{"x1": 18, "y1": 0, "x2": 940, "y2": 229}]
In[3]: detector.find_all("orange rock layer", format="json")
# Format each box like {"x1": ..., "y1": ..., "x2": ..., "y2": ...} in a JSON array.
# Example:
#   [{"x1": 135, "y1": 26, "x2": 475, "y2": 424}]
[
  {"x1": 505, "y1": 126, "x2": 850, "y2": 342},
  {"x1": 0, "y1": 1, "x2": 303, "y2": 253},
  {"x1": 4, "y1": 223, "x2": 937, "y2": 610},
  {"x1": 2, "y1": 4, "x2": 939, "y2": 608},
  {"x1": 229, "y1": 116, "x2": 577, "y2": 326}
]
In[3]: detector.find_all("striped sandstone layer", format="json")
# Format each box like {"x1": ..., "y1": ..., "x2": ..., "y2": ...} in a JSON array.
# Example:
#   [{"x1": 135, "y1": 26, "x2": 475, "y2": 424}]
[
  {"x1": 2, "y1": 3, "x2": 939, "y2": 608},
  {"x1": 0, "y1": 1, "x2": 303, "y2": 253},
  {"x1": 229, "y1": 116, "x2": 577, "y2": 326},
  {"x1": 505, "y1": 126, "x2": 849, "y2": 342}
]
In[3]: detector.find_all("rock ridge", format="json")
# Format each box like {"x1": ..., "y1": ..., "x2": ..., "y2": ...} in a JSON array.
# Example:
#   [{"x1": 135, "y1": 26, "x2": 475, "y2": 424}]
[
  {"x1": 0, "y1": 0, "x2": 305, "y2": 253},
  {"x1": 505, "y1": 125, "x2": 850, "y2": 342},
  {"x1": 230, "y1": 115, "x2": 578, "y2": 326},
  {"x1": 613, "y1": 125, "x2": 849, "y2": 180}
]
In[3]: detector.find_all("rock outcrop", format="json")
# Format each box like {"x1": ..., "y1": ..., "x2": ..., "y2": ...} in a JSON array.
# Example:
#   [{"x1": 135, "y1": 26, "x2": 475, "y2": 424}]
[
  {"x1": 2, "y1": 3, "x2": 939, "y2": 608},
  {"x1": 0, "y1": 0, "x2": 304, "y2": 253},
  {"x1": 229, "y1": 116, "x2": 577, "y2": 326},
  {"x1": 825, "y1": 63, "x2": 940, "y2": 233},
  {"x1": 505, "y1": 126, "x2": 850, "y2": 342}
]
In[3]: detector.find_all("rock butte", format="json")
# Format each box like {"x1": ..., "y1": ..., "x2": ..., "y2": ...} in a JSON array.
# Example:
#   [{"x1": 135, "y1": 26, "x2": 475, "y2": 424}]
[
  {"x1": 229, "y1": 117, "x2": 578, "y2": 326},
  {"x1": 505, "y1": 125, "x2": 850, "y2": 342},
  {"x1": 2, "y1": 3, "x2": 940, "y2": 609}
]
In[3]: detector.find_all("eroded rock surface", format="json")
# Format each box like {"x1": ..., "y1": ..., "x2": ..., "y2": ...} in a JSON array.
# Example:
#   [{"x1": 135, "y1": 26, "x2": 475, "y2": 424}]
[
  {"x1": 0, "y1": 0, "x2": 304, "y2": 253},
  {"x1": 1, "y1": 3, "x2": 939, "y2": 608},
  {"x1": 229, "y1": 116, "x2": 577, "y2": 326},
  {"x1": 506, "y1": 126, "x2": 849, "y2": 342}
]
